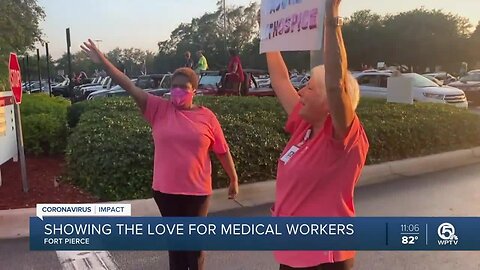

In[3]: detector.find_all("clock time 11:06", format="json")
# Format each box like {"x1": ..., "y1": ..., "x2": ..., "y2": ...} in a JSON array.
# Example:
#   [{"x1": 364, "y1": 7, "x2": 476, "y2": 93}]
[{"x1": 401, "y1": 224, "x2": 420, "y2": 232}]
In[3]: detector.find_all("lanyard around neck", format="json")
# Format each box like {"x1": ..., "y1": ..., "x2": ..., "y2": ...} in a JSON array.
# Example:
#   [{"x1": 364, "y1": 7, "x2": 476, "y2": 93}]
[{"x1": 297, "y1": 128, "x2": 312, "y2": 147}]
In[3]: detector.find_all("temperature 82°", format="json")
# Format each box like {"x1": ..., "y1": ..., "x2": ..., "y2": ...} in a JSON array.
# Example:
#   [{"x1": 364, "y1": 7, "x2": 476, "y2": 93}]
[{"x1": 401, "y1": 235, "x2": 419, "y2": 245}]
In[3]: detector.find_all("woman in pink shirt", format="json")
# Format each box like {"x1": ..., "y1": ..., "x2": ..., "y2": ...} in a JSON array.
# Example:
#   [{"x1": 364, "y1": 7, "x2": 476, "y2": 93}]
[
  {"x1": 264, "y1": 0, "x2": 369, "y2": 269},
  {"x1": 81, "y1": 40, "x2": 239, "y2": 270}
]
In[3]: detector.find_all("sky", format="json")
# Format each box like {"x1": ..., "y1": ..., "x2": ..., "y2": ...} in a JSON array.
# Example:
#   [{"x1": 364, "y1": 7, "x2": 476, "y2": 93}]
[{"x1": 36, "y1": 0, "x2": 480, "y2": 59}]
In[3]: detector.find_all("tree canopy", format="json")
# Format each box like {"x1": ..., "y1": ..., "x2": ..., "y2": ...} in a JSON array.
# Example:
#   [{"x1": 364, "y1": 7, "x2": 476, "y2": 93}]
[
  {"x1": 0, "y1": 0, "x2": 45, "y2": 90},
  {"x1": 4, "y1": 2, "x2": 480, "y2": 88}
]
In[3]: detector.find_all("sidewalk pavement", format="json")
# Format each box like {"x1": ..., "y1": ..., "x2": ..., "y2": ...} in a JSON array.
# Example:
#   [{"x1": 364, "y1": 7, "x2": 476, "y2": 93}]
[{"x1": 1, "y1": 147, "x2": 480, "y2": 239}]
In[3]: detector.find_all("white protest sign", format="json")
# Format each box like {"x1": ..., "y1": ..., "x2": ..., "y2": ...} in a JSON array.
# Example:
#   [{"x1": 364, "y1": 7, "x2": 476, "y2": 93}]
[
  {"x1": 387, "y1": 73, "x2": 414, "y2": 104},
  {"x1": 260, "y1": 0, "x2": 325, "y2": 53}
]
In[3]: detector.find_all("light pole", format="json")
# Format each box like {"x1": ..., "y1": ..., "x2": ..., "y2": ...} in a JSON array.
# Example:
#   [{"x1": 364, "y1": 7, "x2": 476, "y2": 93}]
[
  {"x1": 25, "y1": 54, "x2": 31, "y2": 92},
  {"x1": 36, "y1": 48, "x2": 42, "y2": 92},
  {"x1": 45, "y1": 42, "x2": 52, "y2": 96},
  {"x1": 222, "y1": 0, "x2": 228, "y2": 55},
  {"x1": 66, "y1": 28, "x2": 72, "y2": 88}
]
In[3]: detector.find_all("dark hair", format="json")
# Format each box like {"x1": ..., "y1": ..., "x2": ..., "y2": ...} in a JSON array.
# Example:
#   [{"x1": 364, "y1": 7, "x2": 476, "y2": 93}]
[
  {"x1": 172, "y1": 67, "x2": 199, "y2": 89},
  {"x1": 229, "y1": 49, "x2": 237, "y2": 56},
  {"x1": 185, "y1": 51, "x2": 191, "y2": 57}
]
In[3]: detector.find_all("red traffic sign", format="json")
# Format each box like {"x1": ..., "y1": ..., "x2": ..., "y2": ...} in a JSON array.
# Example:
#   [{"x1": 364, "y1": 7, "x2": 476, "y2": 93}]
[{"x1": 9, "y1": 53, "x2": 23, "y2": 104}]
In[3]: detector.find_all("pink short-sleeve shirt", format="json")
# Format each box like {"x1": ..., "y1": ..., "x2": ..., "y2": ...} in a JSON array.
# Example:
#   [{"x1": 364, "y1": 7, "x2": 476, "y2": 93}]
[
  {"x1": 273, "y1": 102, "x2": 369, "y2": 267},
  {"x1": 143, "y1": 94, "x2": 229, "y2": 195}
]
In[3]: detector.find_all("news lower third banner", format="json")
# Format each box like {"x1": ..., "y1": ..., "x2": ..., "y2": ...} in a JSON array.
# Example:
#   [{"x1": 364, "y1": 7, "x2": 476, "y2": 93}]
[{"x1": 30, "y1": 216, "x2": 480, "y2": 251}]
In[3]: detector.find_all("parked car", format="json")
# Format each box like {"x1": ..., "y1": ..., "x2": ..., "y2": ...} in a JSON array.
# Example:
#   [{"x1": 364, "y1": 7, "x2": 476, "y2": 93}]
[
  {"x1": 355, "y1": 72, "x2": 468, "y2": 108},
  {"x1": 468, "y1": 69, "x2": 480, "y2": 74},
  {"x1": 51, "y1": 79, "x2": 71, "y2": 97},
  {"x1": 195, "y1": 69, "x2": 274, "y2": 97},
  {"x1": 23, "y1": 81, "x2": 48, "y2": 93},
  {"x1": 448, "y1": 73, "x2": 480, "y2": 105},
  {"x1": 72, "y1": 77, "x2": 113, "y2": 102},
  {"x1": 87, "y1": 85, "x2": 121, "y2": 100},
  {"x1": 87, "y1": 79, "x2": 138, "y2": 100},
  {"x1": 423, "y1": 72, "x2": 457, "y2": 85},
  {"x1": 290, "y1": 74, "x2": 310, "y2": 90},
  {"x1": 107, "y1": 74, "x2": 172, "y2": 98},
  {"x1": 68, "y1": 77, "x2": 103, "y2": 99}
]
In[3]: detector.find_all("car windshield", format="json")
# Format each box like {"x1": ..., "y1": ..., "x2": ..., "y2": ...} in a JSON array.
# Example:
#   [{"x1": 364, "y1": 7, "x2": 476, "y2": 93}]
[
  {"x1": 199, "y1": 75, "x2": 221, "y2": 86},
  {"x1": 404, "y1": 73, "x2": 438, "y2": 88},
  {"x1": 102, "y1": 77, "x2": 111, "y2": 86},
  {"x1": 461, "y1": 74, "x2": 480, "y2": 82},
  {"x1": 423, "y1": 75, "x2": 442, "y2": 86}
]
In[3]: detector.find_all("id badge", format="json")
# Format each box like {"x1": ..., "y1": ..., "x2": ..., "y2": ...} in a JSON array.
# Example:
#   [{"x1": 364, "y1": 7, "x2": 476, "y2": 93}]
[{"x1": 280, "y1": 145, "x2": 300, "y2": 164}]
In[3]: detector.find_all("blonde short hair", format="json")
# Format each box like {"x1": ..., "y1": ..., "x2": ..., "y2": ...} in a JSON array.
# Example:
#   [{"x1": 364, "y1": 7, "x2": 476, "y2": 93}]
[{"x1": 310, "y1": 65, "x2": 360, "y2": 110}]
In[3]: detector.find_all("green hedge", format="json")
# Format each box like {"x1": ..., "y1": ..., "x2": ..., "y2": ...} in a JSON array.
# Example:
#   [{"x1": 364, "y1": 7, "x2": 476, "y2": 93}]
[
  {"x1": 0, "y1": 61, "x2": 8, "y2": 92},
  {"x1": 67, "y1": 98, "x2": 138, "y2": 128},
  {"x1": 66, "y1": 96, "x2": 480, "y2": 201},
  {"x1": 21, "y1": 94, "x2": 70, "y2": 155}
]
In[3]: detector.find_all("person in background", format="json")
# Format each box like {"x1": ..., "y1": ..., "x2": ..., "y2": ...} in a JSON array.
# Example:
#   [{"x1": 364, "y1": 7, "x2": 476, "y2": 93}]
[
  {"x1": 263, "y1": 0, "x2": 369, "y2": 269},
  {"x1": 78, "y1": 71, "x2": 88, "y2": 84},
  {"x1": 81, "y1": 39, "x2": 239, "y2": 270},
  {"x1": 195, "y1": 50, "x2": 209, "y2": 73},
  {"x1": 184, "y1": 51, "x2": 194, "y2": 69},
  {"x1": 226, "y1": 49, "x2": 245, "y2": 95}
]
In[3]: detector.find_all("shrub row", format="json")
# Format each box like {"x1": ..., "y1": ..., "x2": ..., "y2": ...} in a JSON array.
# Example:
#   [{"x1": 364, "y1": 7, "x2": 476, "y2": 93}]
[
  {"x1": 66, "y1": 96, "x2": 480, "y2": 200},
  {"x1": 21, "y1": 94, "x2": 70, "y2": 155}
]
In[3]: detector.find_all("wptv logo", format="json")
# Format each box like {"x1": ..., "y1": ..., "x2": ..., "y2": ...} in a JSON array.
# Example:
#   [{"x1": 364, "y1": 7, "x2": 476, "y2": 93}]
[{"x1": 437, "y1": 223, "x2": 459, "y2": 246}]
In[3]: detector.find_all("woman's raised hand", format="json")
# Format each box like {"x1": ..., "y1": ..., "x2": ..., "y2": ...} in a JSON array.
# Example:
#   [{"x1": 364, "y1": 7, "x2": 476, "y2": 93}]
[{"x1": 80, "y1": 39, "x2": 103, "y2": 64}]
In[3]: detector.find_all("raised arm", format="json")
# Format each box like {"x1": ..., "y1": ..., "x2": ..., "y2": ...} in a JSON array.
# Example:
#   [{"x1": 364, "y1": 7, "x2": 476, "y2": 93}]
[
  {"x1": 266, "y1": 52, "x2": 300, "y2": 115},
  {"x1": 81, "y1": 39, "x2": 148, "y2": 113},
  {"x1": 324, "y1": 0, "x2": 355, "y2": 139}
]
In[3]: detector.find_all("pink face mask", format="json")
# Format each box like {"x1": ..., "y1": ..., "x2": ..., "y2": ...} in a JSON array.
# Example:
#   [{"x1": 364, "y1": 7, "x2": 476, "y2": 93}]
[{"x1": 170, "y1": 87, "x2": 194, "y2": 107}]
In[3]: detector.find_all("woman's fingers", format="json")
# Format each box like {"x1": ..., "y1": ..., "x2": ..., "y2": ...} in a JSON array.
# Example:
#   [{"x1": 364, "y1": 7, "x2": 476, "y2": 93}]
[
  {"x1": 80, "y1": 44, "x2": 90, "y2": 53},
  {"x1": 88, "y1": 39, "x2": 97, "y2": 48}
]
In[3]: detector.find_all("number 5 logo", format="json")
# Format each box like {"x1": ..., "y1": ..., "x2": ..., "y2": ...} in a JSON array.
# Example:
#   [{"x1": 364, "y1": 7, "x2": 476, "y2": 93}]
[{"x1": 437, "y1": 223, "x2": 455, "y2": 240}]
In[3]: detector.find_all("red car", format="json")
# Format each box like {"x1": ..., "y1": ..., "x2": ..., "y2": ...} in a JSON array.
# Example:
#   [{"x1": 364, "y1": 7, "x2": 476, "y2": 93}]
[{"x1": 196, "y1": 69, "x2": 275, "y2": 97}]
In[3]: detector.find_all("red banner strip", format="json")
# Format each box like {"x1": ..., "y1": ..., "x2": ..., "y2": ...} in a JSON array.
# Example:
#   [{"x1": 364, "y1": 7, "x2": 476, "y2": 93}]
[{"x1": 0, "y1": 96, "x2": 15, "y2": 107}]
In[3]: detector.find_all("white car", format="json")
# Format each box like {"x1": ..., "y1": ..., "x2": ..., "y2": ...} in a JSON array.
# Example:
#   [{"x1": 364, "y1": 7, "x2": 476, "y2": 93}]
[
  {"x1": 354, "y1": 72, "x2": 468, "y2": 108},
  {"x1": 80, "y1": 77, "x2": 113, "y2": 99},
  {"x1": 468, "y1": 69, "x2": 480, "y2": 74},
  {"x1": 87, "y1": 79, "x2": 138, "y2": 100},
  {"x1": 291, "y1": 74, "x2": 310, "y2": 90}
]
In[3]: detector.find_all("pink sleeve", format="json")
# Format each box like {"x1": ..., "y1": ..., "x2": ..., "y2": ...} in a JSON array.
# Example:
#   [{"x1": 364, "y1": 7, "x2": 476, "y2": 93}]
[
  {"x1": 143, "y1": 94, "x2": 169, "y2": 125},
  {"x1": 234, "y1": 57, "x2": 241, "y2": 66},
  {"x1": 284, "y1": 102, "x2": 303, "y2": 134},
  {"x1": 329, "y1": 114, "x2": 368, "y2": 150},
  {"x1": 211, "y1": 116, "x2": 229, "y2": 154}
]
